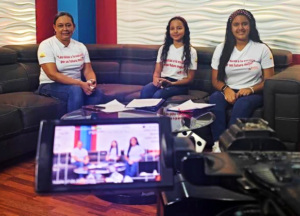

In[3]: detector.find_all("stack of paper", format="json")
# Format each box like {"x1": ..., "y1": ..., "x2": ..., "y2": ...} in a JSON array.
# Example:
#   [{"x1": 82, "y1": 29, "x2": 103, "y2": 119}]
[
  {"x1": 126, "y1": 98, "x2": 164, "y2": 111},
  {"x1": 95, "y1": 99, "x2": 134, "y2": 113},
  {"x1": 167, "y1": 100, "x2": 215, "y2": 112},
  {"x1": 126, "y1": 98, "x2": 163, "y2": 108}
]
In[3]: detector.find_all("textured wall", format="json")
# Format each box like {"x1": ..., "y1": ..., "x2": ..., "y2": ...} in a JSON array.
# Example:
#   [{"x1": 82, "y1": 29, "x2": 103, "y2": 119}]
[
  {"x1": 1, "y1": 0, "x2": 300, "y2": 54},
  {"x1": 117, "y1": 0, "x2": 300, "y2": 54},
  {"x1": 0, "y1": 0, "x2": 36, "y2": 46}
]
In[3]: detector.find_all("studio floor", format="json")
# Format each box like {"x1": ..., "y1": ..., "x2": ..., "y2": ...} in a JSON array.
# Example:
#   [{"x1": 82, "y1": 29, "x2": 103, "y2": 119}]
[{"x1": 0, "y1": 157, "x2": 157, "y2": 216}]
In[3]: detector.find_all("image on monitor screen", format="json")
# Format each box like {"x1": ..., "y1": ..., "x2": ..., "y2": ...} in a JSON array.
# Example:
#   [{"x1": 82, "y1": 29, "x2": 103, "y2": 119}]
[{"x1": 51, "y1": 123, "x2": 161, "y2": 186}]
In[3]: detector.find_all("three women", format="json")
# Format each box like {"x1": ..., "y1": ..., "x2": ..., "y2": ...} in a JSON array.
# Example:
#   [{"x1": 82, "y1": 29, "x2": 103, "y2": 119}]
[{"x1": 39, "y1": 10, "x2": 273, "y2": 151}]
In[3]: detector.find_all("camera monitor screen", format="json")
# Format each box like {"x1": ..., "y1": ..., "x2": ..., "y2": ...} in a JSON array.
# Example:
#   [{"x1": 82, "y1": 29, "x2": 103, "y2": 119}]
[{"x1": 35, "y1": 117, "x2": 173, "y2": 194}]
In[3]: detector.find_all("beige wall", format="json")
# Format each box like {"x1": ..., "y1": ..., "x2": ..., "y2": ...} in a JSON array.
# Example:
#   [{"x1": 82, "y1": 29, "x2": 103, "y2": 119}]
[
  {"x1": 1, "y1": 0, "x2": 300, "y2": 54},
  {"x1": 0, "y1": 0, "x2": 35, "y2": 46},
  {"x1": 117, "y1": 0, "x2": 300, "y2": 54}
]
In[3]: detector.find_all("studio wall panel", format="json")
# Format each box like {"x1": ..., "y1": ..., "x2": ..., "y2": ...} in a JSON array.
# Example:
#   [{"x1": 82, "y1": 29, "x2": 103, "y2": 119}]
[
  {"x1": 0, "y1": 0, "x2": 36, "y2": 46},
  {"x1": 117, "y1": 0, "x2": 300, "y2": 54}
]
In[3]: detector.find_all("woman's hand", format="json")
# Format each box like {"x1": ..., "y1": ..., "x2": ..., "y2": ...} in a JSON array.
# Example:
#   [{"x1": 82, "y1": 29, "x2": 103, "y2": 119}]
[
  {"x1": 87, "y1": 79, "x2": 97, "y2": 91},
  {"x1": 128, "y1": 160, "x2": 134, "y2": 165},
  {"x1": 153, "y1": 76, "x2": 162, "y2": 87},
  {"x1": 80, "y1": 81, "x2": 94, "y2": 95},
  {"x1": 158, "y1": 78, "x2": 172, "y2": 88},
  {"x1": 223, "y1": 87, "x2": 237, "y2": 104},
  {"x1": 236, "y1": 88, "x2": 253, "y2": 97}
]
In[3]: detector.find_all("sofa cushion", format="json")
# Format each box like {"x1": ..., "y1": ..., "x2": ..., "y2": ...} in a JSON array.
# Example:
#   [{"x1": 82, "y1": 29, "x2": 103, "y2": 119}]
[
  {"x1": 91, "y1": 61, "x2": 120, "y2": 84},
  {"x1": 119, "y1": 45, "x2": 159, "y2": 85},
  {"x1": 97, "y1": 84, "x2": 143, "y2": 102},
  {"x1": 0, "y1": 104, "x2": 23, "y2": 139},
  {"x1": 272, "y1": 49, "x2": 293, "y2": 68},
  {"x1": 0, "y1": 63, "x2": 30, "y2": 94},
  {"x1": 192, "y1": 65, "x2": 214, "y2": 94},
  {"x1": 3, "y1": 44, "x2": 39, "y2": 62},
  {"x1": 0, "y1": 47, "x2": 17, "y2": 65},
  {"x1": 86, "y1": 44, "x2": 123, "y2": 60},
  {"x1": 120, "y1": 60, "x2": 154, "y2": 85},
  {"x1": 2, "y1": 45, "x2": 40, "y2": 91},
  {"x1": 122, "y1": 44, "x2": 159, "y2": 60},
  {"x1": 0, "y1": 92, "x2": 66, "y2": 130},
  {"x1": 195, "y1": 47, "x2": 215, "y2": 65}
]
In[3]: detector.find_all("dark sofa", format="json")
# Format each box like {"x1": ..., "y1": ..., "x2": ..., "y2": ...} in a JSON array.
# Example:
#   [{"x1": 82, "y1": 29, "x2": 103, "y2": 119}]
[{"x1": 0, "y1": 44, "x2": 298, "y2": 164}]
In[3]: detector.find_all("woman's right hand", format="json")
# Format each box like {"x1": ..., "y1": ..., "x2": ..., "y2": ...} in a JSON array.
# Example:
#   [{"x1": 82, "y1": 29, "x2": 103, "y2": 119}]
[
  {"x1": 80, "y1": 81, "x2": 94, "y2": 95},
  {"x1": 153, "y1": 77, "x2": 162, "y2": 88},
  {"x1": 223, "y1": 87, "x2": 237, "y2": 104}
]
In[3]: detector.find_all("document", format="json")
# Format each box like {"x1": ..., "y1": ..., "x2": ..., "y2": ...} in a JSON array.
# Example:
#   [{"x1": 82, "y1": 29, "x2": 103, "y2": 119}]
[
  {"x1": 167, "y1": 100, "x2": 215, "y2": 112},
  {"x1": 126, "y1": 98, "x2": 164, "y2": 108},
  {"x1": 95, "y1": 99, "x2": 134, "y2": 113}
]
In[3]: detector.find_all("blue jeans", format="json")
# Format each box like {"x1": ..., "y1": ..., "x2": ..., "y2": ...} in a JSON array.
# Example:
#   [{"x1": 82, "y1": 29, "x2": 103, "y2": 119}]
[
  {"x1": 140, "y1": 81, "x2": 189, "y2": 99},
  {"x1": 72, "y1": 161, "x2": 88, "y2": 178},
  {"x1": 209, "y1": 91, "x2": 263, "y2": 142},
  {"x1": 73, "y1": 161, "x2": 84, "y2": 168},
  {"x1": 38, "y1": 82, "x2": 104, "y2": 112},
  {"x1": 125, "y1": 161, "x2": 138, "y2": 177}
]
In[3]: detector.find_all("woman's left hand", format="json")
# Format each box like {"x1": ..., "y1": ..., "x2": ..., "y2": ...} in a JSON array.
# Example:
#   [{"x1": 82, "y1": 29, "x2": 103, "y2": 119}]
[
  {"x1": 87, "y1": 79, "x2": 97, "y2": 91},
  {"x1": 236, "y1": 88, "x2": 253, "y2": 97},
  {"x1": 80, "y1": 81, "x2": 94, "y2": 95},
  {"x1": 158, "y1": 78, "x2": 172, "y2": 88}
]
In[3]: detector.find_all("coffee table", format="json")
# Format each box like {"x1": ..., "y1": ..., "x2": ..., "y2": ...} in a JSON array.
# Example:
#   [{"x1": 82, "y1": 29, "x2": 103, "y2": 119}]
[{"x1": 61, "y1": 103, "x2": 215, "y2": 152}]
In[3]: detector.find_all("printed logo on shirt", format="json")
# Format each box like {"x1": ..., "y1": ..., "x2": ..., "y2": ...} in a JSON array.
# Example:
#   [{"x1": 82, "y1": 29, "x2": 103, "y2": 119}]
[
  {"x1": 39, "y1": 52, "x2": 46, "y2": 58},
  {"x1": 227, "y1": 59, "x2": 255, "y2": 68},
  {"x1": 269, "y1": 55, "x2": 273, "y2": 60},
  {"x1": 57, "y1": 53, "x2": 84, "y2": 64},
  {"x1": 164, "y1": 59, "x2": 185, "y2": 75},
  {"x1": 249, "y1": 66, "x2": 259, "y2": 71}
]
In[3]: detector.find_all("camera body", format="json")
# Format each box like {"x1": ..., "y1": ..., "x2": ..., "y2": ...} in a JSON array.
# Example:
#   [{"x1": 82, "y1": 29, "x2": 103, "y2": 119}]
[{"x1": 159, "y1": 118, "x2": 299, "y2": 216}]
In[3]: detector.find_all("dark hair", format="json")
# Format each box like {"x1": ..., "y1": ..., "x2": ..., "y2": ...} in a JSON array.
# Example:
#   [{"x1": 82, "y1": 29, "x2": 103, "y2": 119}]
[
  {"x1": 217, "y1": 9, "x2": 262, "y2": 81},
  {"x1": 161, "y1": 16, "x2": 191, "y2": 73},
  {"x1": 127, "y1": 137, "x2": 139, "y2": 157},
  {"x1": 109, "y1": 140, "x2": 119, "y2": 155},
  {"x1": 53, "y1": 11, "x2": 75, "y2": 26}
]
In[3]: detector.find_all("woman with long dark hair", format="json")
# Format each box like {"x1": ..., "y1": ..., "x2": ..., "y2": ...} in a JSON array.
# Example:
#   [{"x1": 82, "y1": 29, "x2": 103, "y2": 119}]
[
  {"x1": 140, "y1": 16, "x2": 197, "y2": 99},
  {"x1": 124, "y1": 137, "x2": 145, "y2": 177},
  {"x1": 209, "y1": 9, "x2": 274, "y2": 151},
  {"x1": 106, "y1": 140, "x2": 120, "y2": 162}
]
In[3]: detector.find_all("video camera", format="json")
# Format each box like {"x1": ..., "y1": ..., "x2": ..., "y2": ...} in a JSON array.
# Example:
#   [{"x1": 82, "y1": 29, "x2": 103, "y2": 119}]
[{"x1": 35, "y1": 117, "x2": 300, "y2": 216}]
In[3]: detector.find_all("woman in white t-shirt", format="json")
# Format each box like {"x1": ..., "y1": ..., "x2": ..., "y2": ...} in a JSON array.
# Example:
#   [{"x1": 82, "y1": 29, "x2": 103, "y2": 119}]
[
  {"x1": 37, "y1": 12, "x2": 104, "y2": 112},
  {"x1": 209, "y1": 9, "x2": 274, "y2": 150},
  {"x1": 106, "y1": 140, "x2": 120, "y2": 162},
  {"x1": 124, "y1": 137, "x2": 145, "y2": 177},
  {"x1": 140, "y1": 16, "x2": 197, "y2": 99}
]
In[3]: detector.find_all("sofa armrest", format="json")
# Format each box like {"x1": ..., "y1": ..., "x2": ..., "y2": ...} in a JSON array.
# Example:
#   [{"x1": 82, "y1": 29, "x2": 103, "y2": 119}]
[{"x1": 264, "y1": 66, "x2": 300, "y2": 150}]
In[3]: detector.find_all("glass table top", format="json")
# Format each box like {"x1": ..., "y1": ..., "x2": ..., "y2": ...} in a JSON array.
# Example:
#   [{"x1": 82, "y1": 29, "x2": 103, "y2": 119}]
[{"x1": 61, "y1": 103, "x2": 215, "y2": 133}]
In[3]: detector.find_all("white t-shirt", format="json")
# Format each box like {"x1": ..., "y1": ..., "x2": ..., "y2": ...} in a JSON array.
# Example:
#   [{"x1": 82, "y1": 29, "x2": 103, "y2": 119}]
[
  {"x1": 108, "y1": 148, "x2": 119, "y2": 161},
  {"x1": 71, "y1": 147, "x2": 88, "y2": 163},
  {"x1": 128, "y1": 145, "x2": 145, "y2": 161},
  {"x1": 38, "y1": 36, "x2": 91, "y2": 84},
  {"x1": 211, "y1": 40, "x2": 274, "y2": 89},
  {"x1": 157, "y1": 44, "x2": 198, "y2": 80}
]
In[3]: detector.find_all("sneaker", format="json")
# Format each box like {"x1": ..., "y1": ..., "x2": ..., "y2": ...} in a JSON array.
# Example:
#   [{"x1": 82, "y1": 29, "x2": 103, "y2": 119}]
[{"x1": 212, "y1": 141, "x2": 221, "y2": 153}]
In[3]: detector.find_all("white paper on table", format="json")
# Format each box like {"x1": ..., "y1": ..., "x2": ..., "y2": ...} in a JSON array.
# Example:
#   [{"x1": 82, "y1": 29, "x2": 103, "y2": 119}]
[
  {"x1": 168, "y1": 99, "x2": 215, "y2": 112},
  {"x1": 95, "y1": 99, "x2": 134, "y2": 113},
  {"x1": 126, "y1": 98, "x2": 164, "y2": 108}
]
